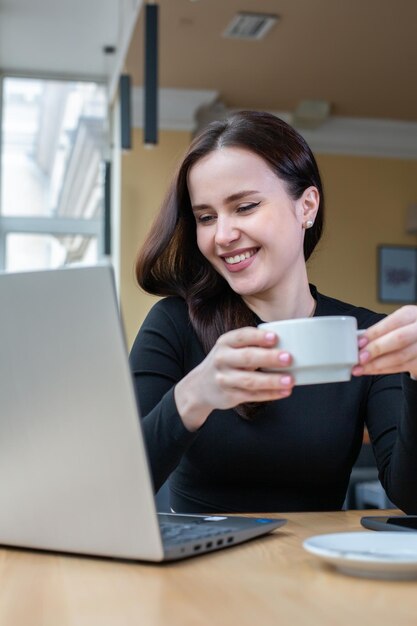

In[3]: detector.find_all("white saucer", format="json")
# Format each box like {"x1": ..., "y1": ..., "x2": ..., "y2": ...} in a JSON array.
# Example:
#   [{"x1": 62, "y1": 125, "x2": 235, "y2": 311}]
[{"x1": 303, "y1": 532, "x2": 417, "y2": 579}]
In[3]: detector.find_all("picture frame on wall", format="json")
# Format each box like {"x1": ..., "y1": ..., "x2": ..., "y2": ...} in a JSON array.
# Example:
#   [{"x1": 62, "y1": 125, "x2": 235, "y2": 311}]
[{"x1": 378, "y1": 245, "x2": 417, "y2": 303}]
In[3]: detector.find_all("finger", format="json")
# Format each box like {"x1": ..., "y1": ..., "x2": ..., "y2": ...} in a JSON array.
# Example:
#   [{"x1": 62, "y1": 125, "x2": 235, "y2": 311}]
[
  {"x1": 216, "y1": 369, "x2": 294, "y2": 393},
  {"x1": 359, "y1": 321, "x2": 417, "y2": 362},
  {"x1": 215, "y1": 345, "x2": 292, "y2": 371},
  {"x1": 363, "y1": 306, "x2": 417, "y2": 342},
  {"x1": 217, "y1": 327, "x2": 279, "y2": 349},
  {"x1": 355, "y1": 345, "x2": 417, "y2": 376},
  {"x1": 233, "y1": 387, "x2": 293, "y2": 404},
  {"x1": 353, "y1": 361, "x2": 412, "y2": 377}
]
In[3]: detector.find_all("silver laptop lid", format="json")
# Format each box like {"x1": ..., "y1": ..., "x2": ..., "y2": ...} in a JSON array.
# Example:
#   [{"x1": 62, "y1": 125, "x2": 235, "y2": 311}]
[{"x1": 0, "y1": 264, "x2": 164, "y2": 560}]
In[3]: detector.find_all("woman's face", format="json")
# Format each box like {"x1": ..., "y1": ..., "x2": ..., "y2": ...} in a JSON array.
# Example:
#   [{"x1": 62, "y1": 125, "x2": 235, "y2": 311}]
[{"x1": 187, "y1": 147, "x2": 318, "y2": 304}]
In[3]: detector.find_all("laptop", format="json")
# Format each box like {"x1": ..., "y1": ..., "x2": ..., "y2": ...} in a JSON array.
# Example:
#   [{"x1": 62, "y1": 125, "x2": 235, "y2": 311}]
[{"x1": 0, "y1": 264, "x2": 285, "y2": 561}]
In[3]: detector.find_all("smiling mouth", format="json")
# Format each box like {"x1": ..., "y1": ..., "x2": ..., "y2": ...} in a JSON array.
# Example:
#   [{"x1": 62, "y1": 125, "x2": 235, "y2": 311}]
[{"x1": 223, "y1": 249, "x2": 258, "y2": 265}]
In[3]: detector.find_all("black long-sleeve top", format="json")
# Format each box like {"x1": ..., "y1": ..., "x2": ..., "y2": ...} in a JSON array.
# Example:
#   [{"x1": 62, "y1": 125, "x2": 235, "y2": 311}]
[{"x1": 129, "y1": 286, "x2": 417, "y2": 514}]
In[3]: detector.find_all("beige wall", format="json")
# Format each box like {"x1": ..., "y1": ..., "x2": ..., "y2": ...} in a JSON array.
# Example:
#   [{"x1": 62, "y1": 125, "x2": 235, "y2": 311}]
[
  {"x1": 308, "y1": 155, "x2": 417, "y2": 313},
  {"x1": 120, "y1": 132, "x2": 417, "y2": 348},
  {"x1": 120, "y1": 128, "x2": 191, "y2": 347}
]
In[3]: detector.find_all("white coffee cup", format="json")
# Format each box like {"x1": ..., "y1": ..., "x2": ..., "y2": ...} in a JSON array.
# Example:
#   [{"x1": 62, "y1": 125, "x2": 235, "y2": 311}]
[{"x1": 258, "y1": 316, "x2": 361, "y2": 385}]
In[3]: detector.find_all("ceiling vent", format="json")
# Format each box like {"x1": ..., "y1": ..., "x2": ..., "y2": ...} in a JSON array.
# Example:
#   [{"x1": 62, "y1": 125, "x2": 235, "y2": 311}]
[{"x1": 223, "y1": 12, "x2": 279, "y2": 40}]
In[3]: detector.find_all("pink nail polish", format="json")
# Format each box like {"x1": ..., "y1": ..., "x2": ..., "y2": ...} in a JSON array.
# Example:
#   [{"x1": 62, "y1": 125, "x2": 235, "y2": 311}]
[
  {"x1": 358, "y1": 336, "x2": 368, "y2": 348},
  {"x1": 278, "y1": 352, "x2": 290, "y2": 364}
]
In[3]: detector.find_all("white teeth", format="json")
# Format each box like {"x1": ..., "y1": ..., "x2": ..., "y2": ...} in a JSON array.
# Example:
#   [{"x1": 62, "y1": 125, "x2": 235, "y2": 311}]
[{"x1": 224, "y1": 250, "x2": 256, "y2": 265}]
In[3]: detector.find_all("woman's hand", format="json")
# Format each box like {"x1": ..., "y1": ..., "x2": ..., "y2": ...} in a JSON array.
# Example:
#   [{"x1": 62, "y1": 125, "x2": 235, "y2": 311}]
[
  {"x1": 352, "y1": 305, "x2": 417, "y2": 380},
  {"x1": 174, "y1": 327, "x2": 294, "y2": 431}
]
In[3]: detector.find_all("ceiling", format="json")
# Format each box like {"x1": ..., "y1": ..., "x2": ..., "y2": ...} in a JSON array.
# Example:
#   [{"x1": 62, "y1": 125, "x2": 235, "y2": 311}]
[
  {"x1": 126, "y1": 0, "x2": 417, "y2": 122},
  {"x1": 0, "y1": 0, "x2": 122, "y2": 79},
  {"x1": 1, "y1": 0, "x2": 416, "y2": 122}
]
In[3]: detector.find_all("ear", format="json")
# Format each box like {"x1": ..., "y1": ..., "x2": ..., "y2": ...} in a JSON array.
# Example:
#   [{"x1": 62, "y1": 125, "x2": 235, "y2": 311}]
[{"x1": 298, "y1": 186, "x2": 320, "y2": 228}]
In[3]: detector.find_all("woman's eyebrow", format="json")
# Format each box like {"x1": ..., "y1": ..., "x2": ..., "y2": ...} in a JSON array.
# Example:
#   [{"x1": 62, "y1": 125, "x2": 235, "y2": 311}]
[{"x1": 191, "y1": 190, "x2": 260, "y2": 212}]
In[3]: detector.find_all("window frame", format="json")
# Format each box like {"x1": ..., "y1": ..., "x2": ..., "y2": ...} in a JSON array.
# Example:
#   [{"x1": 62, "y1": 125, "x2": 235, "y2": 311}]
[{"x1": 0, "y1": 72, "x2": 107, "y2": 271}]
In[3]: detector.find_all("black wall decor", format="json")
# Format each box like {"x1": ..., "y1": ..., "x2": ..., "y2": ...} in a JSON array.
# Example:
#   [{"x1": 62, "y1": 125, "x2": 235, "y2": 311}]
[
  {"x1": 104, "y1": 161, "x2": 111, "y2": 256},
  {"x1": 119, "y1": 74, "x2": 132, "y2": 150},
  {"x1": 144, "y1": 3, "x2": 159, "y2": 145}
]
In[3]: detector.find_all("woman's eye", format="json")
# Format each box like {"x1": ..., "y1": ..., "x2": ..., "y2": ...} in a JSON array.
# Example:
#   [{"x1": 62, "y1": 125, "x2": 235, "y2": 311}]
[
  {"x1": 237, "y1": 202, "x2": 260, "y2": 213},
  {"x1": 197, "y1": 214, "x2": 216, "y2": 224}
]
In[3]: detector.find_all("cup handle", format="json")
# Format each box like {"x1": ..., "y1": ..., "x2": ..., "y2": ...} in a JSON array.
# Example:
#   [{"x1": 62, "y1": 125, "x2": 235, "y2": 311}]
[{"x1": 357, "y1": 329, "x2": 367, "y2": 337}]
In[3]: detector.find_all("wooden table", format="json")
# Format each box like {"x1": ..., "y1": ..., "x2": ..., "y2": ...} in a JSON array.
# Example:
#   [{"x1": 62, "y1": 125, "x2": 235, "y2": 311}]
[{"x1": 1, "y1": 509, "x2": 416, "y2": 626}]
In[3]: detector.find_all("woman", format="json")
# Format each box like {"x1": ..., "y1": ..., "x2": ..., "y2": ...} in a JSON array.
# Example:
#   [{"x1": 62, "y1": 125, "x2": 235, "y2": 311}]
[{"x1": 130, "y1": 111, "x2": 417, "y2": 514}]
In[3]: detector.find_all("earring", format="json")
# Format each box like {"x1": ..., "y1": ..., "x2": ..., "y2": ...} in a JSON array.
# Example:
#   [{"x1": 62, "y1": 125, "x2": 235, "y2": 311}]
[{"x1": 304, "y1": 220, "x2": 314, "y2": 229}]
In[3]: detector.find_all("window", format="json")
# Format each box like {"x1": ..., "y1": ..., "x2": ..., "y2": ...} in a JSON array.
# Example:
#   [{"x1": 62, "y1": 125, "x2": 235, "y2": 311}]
[{"x1": 0, "y1": 76, "x2": 108, "y2": 271}]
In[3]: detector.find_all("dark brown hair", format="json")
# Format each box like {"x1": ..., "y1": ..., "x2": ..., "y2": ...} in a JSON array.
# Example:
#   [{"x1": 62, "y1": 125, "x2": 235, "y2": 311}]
[{"x1": 136, "y1": 110, "x2": 324, "y2": 418}]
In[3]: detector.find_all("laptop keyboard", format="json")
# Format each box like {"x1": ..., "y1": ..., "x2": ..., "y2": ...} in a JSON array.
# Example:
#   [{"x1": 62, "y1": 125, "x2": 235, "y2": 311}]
[{"x1": 160, "y1": 521, "x2": 239, "y2": 545}]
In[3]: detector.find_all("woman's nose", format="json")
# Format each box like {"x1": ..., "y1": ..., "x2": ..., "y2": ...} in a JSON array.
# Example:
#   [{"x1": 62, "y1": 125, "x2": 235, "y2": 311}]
[{"x1": 214, "y1": 216, "x2": 240, "y2": 247}]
